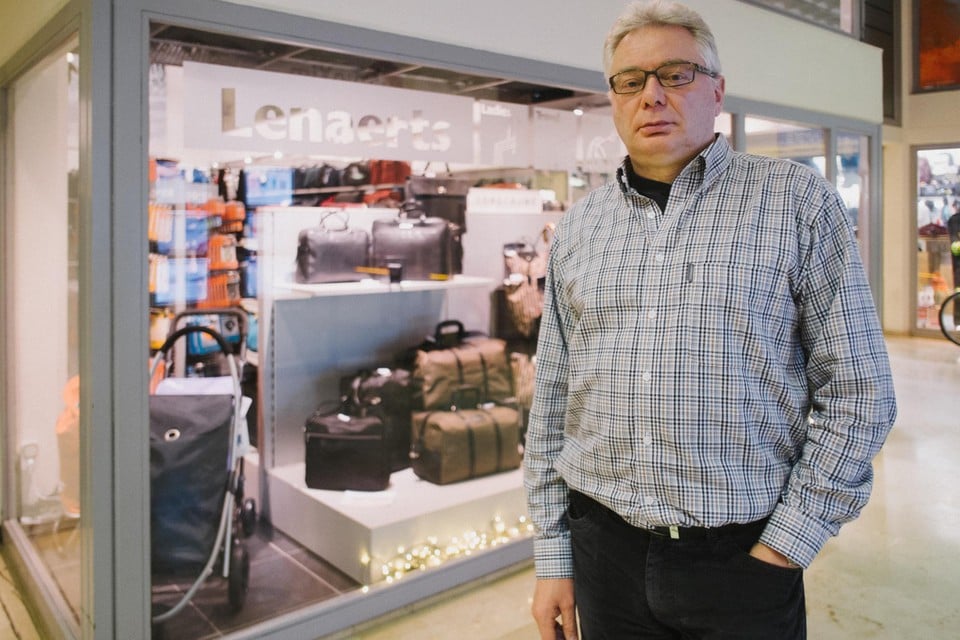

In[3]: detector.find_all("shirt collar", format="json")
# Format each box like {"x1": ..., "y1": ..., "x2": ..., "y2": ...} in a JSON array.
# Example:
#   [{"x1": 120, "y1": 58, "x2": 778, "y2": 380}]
[{"x1": 616, "y1": 133, "x2": 733, "y2": 196}]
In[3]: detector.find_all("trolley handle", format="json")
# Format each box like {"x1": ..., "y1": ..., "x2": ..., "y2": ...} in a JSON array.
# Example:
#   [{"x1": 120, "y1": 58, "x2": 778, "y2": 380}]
[{"x1": 158, "y1": 325, "x2": 232, "y2": 357}]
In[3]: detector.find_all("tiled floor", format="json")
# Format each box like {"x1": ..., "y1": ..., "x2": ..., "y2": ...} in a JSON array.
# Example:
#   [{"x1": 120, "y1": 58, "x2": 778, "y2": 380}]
[
  {"x1": 150, "y1": 520, "x2": 360, "y2": 639},
  {"x1": 4, "y1": 335, "x2": 960, "y2": 639}
]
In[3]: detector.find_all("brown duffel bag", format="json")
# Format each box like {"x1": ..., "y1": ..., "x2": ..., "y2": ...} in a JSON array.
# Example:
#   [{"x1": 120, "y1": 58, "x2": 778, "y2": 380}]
[
  {"x1": 413, "y1": 320, "x2": 513, "y2": 410},
  {"x1": 410, "y1": 401, "x2": 522, "y2": 485}
]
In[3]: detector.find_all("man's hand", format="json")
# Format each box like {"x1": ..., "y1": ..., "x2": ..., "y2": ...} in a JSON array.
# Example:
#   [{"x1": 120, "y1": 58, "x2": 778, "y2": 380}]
[
  {"x1": 749, "y1": 542, "x2": 799, "y2": 569},
  {"x1": 531, "y1": 578, "x2": 578, "y2": 640}
]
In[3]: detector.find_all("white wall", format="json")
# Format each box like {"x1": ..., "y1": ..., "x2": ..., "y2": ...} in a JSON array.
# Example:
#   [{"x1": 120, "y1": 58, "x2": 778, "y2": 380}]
[
  {"x1": 9, "y1": 51, "x2": 70, "y2": 500},
  {"x1": 222, "y1": 0, "x2": 883, "y2": 124}
]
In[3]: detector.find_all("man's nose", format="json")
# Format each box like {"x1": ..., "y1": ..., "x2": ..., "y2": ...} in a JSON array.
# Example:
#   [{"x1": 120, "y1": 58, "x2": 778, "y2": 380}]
[{"x1": 639, "y1": 75, "x2": 666, "y2": 106}]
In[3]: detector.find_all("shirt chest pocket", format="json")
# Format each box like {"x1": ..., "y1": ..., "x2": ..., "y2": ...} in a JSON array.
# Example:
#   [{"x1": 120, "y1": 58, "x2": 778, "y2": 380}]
[{"x1": 680, "y1": 261, "x2": 760, "y2": 359}]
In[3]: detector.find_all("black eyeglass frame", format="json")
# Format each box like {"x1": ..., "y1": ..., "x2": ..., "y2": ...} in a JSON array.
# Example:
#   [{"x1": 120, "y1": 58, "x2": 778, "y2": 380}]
[{"x1": 607, "y1": 61, "x2": 719, "y2": 94}]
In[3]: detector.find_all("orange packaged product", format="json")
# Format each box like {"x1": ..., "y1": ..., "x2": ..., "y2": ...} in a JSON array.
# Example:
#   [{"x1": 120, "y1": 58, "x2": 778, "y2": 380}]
[
  {"x1": 198, "y1": 270, "x2": 241, "y2": 308},
  {"x1": 208, "y1": 233, "x2": 239, "y2": 270}
]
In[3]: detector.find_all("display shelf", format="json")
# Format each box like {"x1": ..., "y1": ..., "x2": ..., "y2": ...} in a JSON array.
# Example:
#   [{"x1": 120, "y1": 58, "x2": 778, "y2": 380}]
[
  {"x1": 274, "y1": 274, "x2": 492, "y2": 299},
  {"x1": 245, "y1": 454, "x2": 527, "y2": 584},
  {"x1": 251, "y1": 205, "x2": 559, "y2": 596}
]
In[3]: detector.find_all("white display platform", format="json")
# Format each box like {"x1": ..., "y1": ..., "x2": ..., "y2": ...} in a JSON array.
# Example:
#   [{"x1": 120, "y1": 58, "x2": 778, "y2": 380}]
[
  {"x1": 275, "y1": 274, "x2": 492, "y2": 299},
  {"x1": 245, "y1": 454, "x2": 527, "y2": 584}
]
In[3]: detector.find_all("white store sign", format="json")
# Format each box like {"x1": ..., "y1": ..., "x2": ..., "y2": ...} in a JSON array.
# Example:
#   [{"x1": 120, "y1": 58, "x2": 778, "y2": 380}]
[
  {"x1": 182, "y1": 62, "x2": 475, "y2": 162},
  {"x1": 473, "y1": 99, "x2": 532, "y2": 167}
]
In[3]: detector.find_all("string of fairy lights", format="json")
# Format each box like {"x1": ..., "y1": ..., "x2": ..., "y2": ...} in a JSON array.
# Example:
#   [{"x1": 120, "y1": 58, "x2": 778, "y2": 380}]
[{"x1": 360, "y1": 514, "x2": 535, "y2": 590}]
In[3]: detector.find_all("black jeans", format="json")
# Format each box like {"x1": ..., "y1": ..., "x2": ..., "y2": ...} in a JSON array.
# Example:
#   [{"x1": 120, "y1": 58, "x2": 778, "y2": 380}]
[{"x1": 568, "y1": 491, "x2": 806, "y2": 639}]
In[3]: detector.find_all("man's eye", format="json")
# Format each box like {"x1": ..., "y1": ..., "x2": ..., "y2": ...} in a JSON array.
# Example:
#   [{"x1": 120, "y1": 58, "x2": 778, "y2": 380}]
[{"x1": 621, "y1": 77, "x2": 643, "y2": 89}]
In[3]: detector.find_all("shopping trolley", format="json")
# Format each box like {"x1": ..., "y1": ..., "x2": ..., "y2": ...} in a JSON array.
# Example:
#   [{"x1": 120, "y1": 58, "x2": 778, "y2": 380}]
[{"x1": 149, "y1": 320, "x2": 257, "y2": 628}]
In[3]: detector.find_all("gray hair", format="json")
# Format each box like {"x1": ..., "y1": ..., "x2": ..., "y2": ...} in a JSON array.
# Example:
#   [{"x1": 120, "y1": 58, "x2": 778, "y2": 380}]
[{"x1": 603, "y1": 0, "x2": 722, "y2": 77}]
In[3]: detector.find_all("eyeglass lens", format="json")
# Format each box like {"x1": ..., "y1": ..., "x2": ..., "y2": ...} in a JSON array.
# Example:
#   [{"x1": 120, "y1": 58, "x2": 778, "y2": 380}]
[{"x1": 611, "y1": 63, "x2": 697, "y2": 93}]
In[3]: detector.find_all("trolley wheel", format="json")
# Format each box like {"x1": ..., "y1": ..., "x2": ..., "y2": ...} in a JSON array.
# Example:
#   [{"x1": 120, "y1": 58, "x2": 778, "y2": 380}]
[
  {"x1": 227, "y1": 541, "x2": 250, "y2": 612},
  {"x1": 939, "y1": 290, "x2": 960, "y2": 347},
  {"x1": 240, "y1": 498, "x2": 257, "y2": 537}
]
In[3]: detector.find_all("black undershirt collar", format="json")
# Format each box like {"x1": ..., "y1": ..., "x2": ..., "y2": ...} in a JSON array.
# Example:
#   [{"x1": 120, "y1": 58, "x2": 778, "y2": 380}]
[{"x1": 625, "y1": 163, "x2": 672, "y2": 212}]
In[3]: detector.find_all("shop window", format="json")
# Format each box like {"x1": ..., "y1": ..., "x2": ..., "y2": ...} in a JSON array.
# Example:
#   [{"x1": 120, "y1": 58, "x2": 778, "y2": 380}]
[
  {"x1": 744, "y1": 116, "x2": 827, "y2": 176},
  {"x1": 3, "y1": 37, "x2": 82, "y2": 621},
  {"x1": 915, "y1": 147, "x2": 960, "y2": 332},
  {"x1": 144, "y1": 23, "x2": 618, "y2": 637},
  {"x1": 836, "y1": 132, "x2": 872, "y2": 267}
]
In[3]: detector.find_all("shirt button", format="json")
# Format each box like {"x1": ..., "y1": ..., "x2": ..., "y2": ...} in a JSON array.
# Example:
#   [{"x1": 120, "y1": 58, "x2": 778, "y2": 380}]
[
  {"x1": 641, "y1": 371, "x2": 652, "y2": 382},
  {"x1": 655, "y1": 253, "x2": 665, "y2": 264},
  {"x1": 647, "y1": 309, "x2": 657, "y2": 320},
  {"x1": 644, "y1": 496, "x2": 656, "y2": 506},
  {"x1": 646, "y1": 209, "x2": 655, "y2": 219}
]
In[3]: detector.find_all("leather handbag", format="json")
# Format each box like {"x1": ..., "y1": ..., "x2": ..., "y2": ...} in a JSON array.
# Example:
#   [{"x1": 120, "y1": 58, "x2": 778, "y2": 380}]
[
  {"x1": 501, "y1": 223, "x2": 555, "y2": 338},
  {"x1": 371, "y1": 203, "x2": 458, "y2": 280},
  {"x1": 304, "y1": 408, "x2": 390, "y2": 491},
  {"x1": 295, "y1": 211, "x2": 370, "y2": 284},
  {"x1": 413, "y1": 320, "x2": 514, "y2": 410},
  {"x1": 410, "y1": 391, "x2": 522, "y2": 485}
]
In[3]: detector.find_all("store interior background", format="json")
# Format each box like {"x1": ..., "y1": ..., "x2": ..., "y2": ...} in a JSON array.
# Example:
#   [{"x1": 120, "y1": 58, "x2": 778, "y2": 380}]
[
  {"x1": 3, "y1": 0, "x2": 960, "y2": 638},
  {"x1": 0, "y1": 0, "x2": 942, "y2": 334}
]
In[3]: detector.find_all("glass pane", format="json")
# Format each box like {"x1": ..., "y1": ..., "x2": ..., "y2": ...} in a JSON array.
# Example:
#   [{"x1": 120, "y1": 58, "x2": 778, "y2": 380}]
[
  {"x1": 915, "y1": 147, "x2": 960, "y2": 331},
  {"x1": 740, "y1": 0, "x2": 844, "y2": 31},
  {"x1": 744, "y1": 116, "x2": 826, "y2": 176},
  {"x1": 836, "y1": 132, "x2": 871, "y2": 269},
  {"x1": 5, "y1": 38, "x2": 82, "y2": 620}
]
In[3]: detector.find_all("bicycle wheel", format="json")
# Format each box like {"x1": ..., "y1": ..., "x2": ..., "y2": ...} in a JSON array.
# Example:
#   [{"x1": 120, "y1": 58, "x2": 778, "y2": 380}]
[{"x1": 938, "y1": 291, "x2": 960, "y2": 346}]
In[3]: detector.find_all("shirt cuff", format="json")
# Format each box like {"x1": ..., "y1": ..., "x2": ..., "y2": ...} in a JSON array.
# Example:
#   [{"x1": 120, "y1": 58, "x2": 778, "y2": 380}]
[
  {"x1": 533, "y1": 534, "x2": 574, "y2": 579},
  {"x1": 759, "y1": 502, "x2": 836, "y2": 569}
]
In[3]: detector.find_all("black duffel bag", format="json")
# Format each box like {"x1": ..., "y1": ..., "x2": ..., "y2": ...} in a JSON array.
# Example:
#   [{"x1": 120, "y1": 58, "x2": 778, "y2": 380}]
[
  {"x1": 304, "y1": 406, "x2": 390, "y2": 491},
  {"x1": 340, "y1": 367, "x2": 420, "y2": 471},
  {"x1": 295, "y1": 211, "x2": 370, "y2": 284},
  {"x1": 371, "y1": 202, "x2": 460, "y2": 280}
]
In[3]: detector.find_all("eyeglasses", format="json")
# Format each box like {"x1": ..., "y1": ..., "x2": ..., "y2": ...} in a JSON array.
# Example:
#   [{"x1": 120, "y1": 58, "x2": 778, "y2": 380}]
[{"x1": 608, "y1": 62, "x2": 718, "y2": 95}]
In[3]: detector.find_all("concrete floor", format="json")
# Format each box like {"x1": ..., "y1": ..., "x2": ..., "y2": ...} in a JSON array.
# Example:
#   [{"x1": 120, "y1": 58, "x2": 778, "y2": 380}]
[{"x1": 3, "y1": 335, "x2": 958, "y2": 639}]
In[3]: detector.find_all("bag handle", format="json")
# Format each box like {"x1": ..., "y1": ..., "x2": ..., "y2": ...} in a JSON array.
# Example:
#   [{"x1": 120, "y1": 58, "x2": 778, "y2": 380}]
[
  {"x1": 319, "y1": 210, "x2": 349, "y2": 231},
  {"x1": 157, "y1": 324, "x2": 231, "y2": 357},
  {"x1": 433, "y1": 319, "x2": 466, "y2": 347},
  {"x1": 398, "y1": 198, "x2": 427, "y2": 220},
  {"x1": 450, "y1": 385, "x2": 481, "y2": 411}
]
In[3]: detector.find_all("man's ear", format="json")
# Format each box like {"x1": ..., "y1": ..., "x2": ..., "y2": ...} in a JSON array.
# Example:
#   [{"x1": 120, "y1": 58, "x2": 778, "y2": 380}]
[{"x1": 713, "y1": 76, "x2": 726, "y2": 116}]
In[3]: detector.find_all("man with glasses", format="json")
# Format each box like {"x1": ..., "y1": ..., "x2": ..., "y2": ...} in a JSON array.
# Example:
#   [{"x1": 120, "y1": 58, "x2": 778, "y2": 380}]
[{"x1": 523, "y1": 1, "x2": 896, "y2": 638}]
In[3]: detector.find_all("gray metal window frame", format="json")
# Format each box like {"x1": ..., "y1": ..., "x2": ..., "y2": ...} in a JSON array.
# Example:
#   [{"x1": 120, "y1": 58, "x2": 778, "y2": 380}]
[{"x1": 0, "y1": 0, "x2": 116, "y2": 638}]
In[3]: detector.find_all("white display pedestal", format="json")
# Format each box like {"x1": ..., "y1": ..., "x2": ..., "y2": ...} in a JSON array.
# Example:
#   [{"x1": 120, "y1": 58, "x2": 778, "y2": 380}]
[{"x1": 245, "y1": 454, "x2": 527, "y2": 584}]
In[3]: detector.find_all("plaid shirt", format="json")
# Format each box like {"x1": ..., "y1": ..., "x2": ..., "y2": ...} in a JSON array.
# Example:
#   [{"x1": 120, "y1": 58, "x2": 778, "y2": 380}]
[{"x1": 523, "y1": 135, "x2": 896, "y2": 578}]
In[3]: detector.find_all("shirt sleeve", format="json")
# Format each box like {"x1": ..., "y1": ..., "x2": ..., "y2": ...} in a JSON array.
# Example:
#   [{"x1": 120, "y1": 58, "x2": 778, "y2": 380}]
[
  {"x1": 760, "y1": 177, "x2": 898, "y2": 568},
  {"x1": 523, "y1": 221, "x2": 575, "y2": 580}
]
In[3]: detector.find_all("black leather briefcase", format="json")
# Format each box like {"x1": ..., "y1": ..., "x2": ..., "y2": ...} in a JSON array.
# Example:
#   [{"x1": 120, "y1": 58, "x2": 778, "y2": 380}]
[
  {"x1": 295, "y1": 212, "x2": 370, "y2": 284},
  {"x1": 304, "y1": 409, "x2": 390, "y2": 491},
  {"x1": 371, "y1": 206, "x2": 458, "y2": 280}
]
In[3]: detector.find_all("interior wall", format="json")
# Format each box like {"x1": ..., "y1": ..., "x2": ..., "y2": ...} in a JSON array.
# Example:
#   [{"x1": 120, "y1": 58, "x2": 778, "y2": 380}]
[
  {"x1": 9, "y1": 51, "x2": 70, "y2": 499},
  {"x1": 222, "y1": 0, "x2": 883, "y2": 124},
  {"x1": 880, "y1": 0, "x2": 960, "y2": 335}
]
